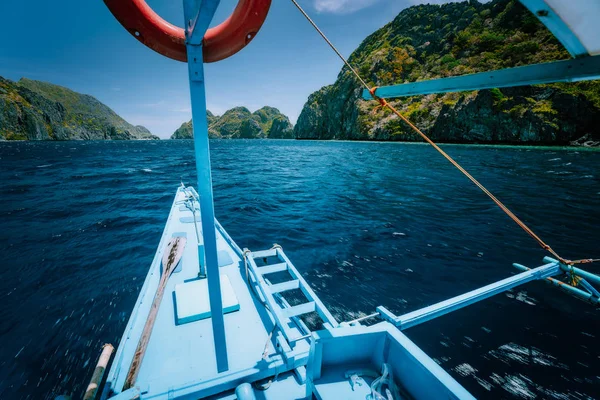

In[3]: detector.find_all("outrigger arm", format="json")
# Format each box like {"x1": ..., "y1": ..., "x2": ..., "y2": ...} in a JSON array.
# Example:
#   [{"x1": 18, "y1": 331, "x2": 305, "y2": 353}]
[
  {"x1": 377, "y1": 260, "x2": 561, "y2": 329},
  {"x1": 363, "y1": 0, "x2": 600, "y2": 100},
  {"x1": 378, "y1": 257, "x2": 600, "y2": 330},
  {"x1": 183, "y1": 0, "x2": 229, "y2": 373},
  {"x1": 363, "y1": 56, "x2": 600, "y2": 100}
]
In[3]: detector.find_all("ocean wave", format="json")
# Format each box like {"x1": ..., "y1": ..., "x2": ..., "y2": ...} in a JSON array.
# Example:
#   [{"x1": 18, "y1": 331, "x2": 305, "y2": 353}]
[{"x1": 1, "y1": 140, "x2": 598, "y2": 400}]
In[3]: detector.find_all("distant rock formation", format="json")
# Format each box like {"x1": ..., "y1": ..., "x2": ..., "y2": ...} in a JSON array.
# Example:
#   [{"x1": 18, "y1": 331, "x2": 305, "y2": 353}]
[
  {"x1": 171, "y1": 111, "x2": 218, "y2": 139},
  {"x1": 170, "y1": 106, "x2": 294, "y2": 139},
  {"x1": 0, "y1": 77, "x2": 158, "y2": 140}
]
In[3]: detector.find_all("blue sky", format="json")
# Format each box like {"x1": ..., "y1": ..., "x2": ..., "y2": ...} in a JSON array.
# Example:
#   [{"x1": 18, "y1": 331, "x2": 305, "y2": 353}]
[{"x1": 1, "y1": 0, "x2": 457, "y2": 138}]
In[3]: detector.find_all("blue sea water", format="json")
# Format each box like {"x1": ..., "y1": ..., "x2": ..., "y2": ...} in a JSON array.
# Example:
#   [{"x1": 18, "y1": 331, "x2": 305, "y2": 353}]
[{"x1": 0, "y1": 140, "x2": 599, "y2": 400}]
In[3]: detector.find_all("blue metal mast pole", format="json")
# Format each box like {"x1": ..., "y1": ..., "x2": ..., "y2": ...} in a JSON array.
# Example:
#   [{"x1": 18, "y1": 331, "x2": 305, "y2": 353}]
[{"x1": 182, "y1": 0, "x2": 228, "y2": 372}]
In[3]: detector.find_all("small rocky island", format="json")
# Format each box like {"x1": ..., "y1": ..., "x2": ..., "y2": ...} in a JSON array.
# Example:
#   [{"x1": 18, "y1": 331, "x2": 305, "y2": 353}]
[
  {"x1": 0, "y1": 77, "x2": 158, "y2": 140},
  {"x1": 171, "y1": 106, "x2": 294, "y2": 139}
]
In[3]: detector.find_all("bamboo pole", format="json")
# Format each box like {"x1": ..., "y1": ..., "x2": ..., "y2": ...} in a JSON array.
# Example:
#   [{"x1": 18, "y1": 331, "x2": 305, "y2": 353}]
[{"x1": 83, "y1": 343, "x2": 114, "y2": 400}]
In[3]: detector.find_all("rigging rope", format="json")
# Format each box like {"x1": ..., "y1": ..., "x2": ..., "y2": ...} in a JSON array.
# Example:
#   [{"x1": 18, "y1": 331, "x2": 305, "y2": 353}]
[{"x1": 289, "y1": 0, "x2": 597, "y2": 266}]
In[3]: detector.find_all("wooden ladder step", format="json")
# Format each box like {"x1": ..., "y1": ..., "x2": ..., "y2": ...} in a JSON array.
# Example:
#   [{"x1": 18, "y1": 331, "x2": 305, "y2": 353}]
[
  {"x1": 259, "y1": 262, "x2": 288, "y2": 275},
  {"x1": 252, "y1": 249, "x2": 278, "y2": 259},
  {"x1": 269, "y1": 279, "x2": 300, "y2": 293},
  {"x1": 280, "y1": 301, "x2": 316, "y2": 319}
]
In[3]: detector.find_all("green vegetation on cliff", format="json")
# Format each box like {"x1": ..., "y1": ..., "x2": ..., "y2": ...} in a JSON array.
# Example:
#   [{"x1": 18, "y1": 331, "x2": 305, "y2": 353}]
[
  {"x1": 0, "y1": 77, "x2": 158, "y2": 140},
  {"x1": 171, "y1": 120, "x2": 194, "y2": 140},
  {"x1": 171, "y1": 111, "x2": 217, "y2": 139},
  {"x1": 294, "y1": 0, "x2": 600, "y2": 145},
  {"x1": 171, "y1": 106, "x2": 294, "y2": 139}
]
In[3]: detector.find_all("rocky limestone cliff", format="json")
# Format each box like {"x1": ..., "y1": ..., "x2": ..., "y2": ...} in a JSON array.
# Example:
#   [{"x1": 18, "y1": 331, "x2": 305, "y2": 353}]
[
  {"x1": 170, "y1": 106, "x2": 293, "y2": 139},
  {"x1": 294, "y1": 0, "x2": 600, "y2": 145},
  {"x1": 171, "y1": 111, "x2": 218, "y2": 139},
  {"x1": 0, "y1": 77, "x2": 158, "y2": 140},
  {"x1": 171, "y1": 120, "x2": 194, "y2": 140}
]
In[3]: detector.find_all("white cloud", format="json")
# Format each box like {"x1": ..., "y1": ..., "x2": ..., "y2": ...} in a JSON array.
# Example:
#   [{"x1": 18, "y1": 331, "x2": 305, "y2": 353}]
[
  {"x1": 313, "y1": 0, "x2": 381, "y2": 14},
  {"x1": 312, "y1": 0, "x2": 487, "y2": 14}
]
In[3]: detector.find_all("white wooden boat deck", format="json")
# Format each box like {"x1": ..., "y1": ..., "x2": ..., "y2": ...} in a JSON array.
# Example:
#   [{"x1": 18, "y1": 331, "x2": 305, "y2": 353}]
[
  {"x1": 105, "y1": 187, "x2": 311, "y2": 399},
  {"x1": 102, "y1": 187, "x2": 474, "y2": 400}
]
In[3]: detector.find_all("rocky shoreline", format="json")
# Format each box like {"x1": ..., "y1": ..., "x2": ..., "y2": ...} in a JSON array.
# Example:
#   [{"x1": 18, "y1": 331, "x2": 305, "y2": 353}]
[{"x1": 0, "y1": 77, "x2": 158, "y2": 141}]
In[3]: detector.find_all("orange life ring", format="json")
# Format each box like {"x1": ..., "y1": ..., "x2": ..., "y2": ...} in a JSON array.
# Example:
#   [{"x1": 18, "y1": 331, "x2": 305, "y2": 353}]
[{"x1": 104, "y1": 0, "x2": 272, "y2": 63}]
